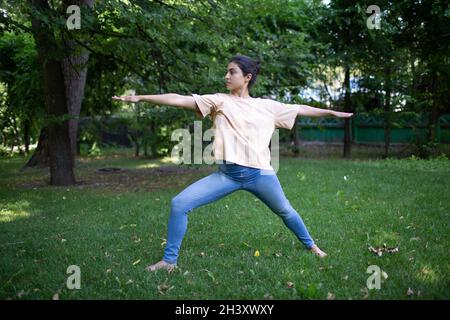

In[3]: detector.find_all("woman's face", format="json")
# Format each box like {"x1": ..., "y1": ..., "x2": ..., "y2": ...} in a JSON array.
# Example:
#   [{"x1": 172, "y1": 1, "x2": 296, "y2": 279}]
[{"x1": 224, "y1": 62, "x2": 252, "y2": 91}]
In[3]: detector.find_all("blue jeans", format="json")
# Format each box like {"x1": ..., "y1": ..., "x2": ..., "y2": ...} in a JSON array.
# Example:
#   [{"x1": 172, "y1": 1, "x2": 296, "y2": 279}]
[{"x1": 162, "y1": 161, "x2": 315, "y2": 264}]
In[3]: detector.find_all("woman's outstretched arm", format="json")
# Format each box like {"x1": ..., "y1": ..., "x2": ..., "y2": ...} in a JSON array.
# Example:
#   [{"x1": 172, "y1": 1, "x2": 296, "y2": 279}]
[
  {"x1": 112, "y1": 93, "x2": 197, "y2": 112},
  {"x1": 297, "y1": 104, "x2": 353, "y2": 118}
]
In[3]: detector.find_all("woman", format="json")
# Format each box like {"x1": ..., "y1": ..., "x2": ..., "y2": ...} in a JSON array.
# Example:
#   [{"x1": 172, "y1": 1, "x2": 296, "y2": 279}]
[{"x1": 112, "y1": 54, "x2": 353, "y2": 273}]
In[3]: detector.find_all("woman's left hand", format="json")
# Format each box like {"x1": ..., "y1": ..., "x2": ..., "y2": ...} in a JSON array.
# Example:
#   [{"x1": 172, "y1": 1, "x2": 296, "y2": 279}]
[{"x1": 333, "y1": 111, "x2": 354, "y2": 118}]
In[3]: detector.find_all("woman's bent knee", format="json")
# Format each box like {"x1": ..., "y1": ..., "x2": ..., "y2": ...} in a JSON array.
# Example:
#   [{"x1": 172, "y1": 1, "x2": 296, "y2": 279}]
[
  {"x1": 171, "y1": 196, "x2": 194, "y2": 214},
  {"x1": 273, "y1": 202, "x2": 295, "y2": 217}
]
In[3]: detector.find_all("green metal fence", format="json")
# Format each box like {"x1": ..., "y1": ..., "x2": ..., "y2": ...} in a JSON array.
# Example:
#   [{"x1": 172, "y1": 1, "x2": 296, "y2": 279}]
[{"x1": 298, "y1": 113, "x2": 450, "y2": 144}]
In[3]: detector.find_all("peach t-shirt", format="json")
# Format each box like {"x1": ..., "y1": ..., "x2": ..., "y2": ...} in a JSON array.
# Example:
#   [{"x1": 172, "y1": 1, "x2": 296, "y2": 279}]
[{"x1": 192, "y1": 92, "x2": 300, "y2": 171}]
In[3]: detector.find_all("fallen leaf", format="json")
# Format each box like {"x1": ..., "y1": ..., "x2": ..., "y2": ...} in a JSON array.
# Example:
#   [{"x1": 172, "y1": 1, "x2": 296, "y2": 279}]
[
  {"x1": 157, "y1": 280, "x2": 174, "y2": 295},
  {"x1": 286, "y1": 281, "x2": 294, "y2": 288},
  {"x1": 368, "y1": 244, "x2": 399, "y2": 256},
  {"x1": 361, "y1": 288, "x2": 369, "y2": 299},
  {"x1": 327, "y1": 292, "x2": 335, "y2": 300},
  {"x1": 52, "y1": 293, "x2": 59, "y2": 300},
  {"x1": 200, "y1": 269, "x2": 217, "y2": 282},
  {"x1": 17, "y1": 290, "x2": 28, "y2": 298},
  {"x1": 421, "y1": 267, "x2": 431, "y2": 275},
  {"x1": 131, "y1": 234, "x2": 141, "y2": 243},
  {"x1": 132, "y1": 259, "x2": 141, "y2": 266}
]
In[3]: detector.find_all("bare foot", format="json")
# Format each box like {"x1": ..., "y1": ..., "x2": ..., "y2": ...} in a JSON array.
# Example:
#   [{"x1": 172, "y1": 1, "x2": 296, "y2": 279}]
[
  {"x1": 145, "y1": 260, "x2": 177, "y2": 273},
  {"x1": 310, "y1": 244, "x2": 327, "y2": 258}
]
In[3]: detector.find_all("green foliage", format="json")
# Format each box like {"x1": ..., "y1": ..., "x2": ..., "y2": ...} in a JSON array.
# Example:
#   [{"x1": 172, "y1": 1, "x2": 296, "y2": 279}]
[
  {"x1": 0, "y1": 32, "x2": 44, "y2": 154},
  {"x1": 0, "y1": 0, "x2": 449, "y2": 156}
]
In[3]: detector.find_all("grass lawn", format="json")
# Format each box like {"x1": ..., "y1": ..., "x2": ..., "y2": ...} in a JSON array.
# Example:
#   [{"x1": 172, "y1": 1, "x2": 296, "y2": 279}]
[{"x1": 0, "y1": 151, "x2": 449, "y2": 300}]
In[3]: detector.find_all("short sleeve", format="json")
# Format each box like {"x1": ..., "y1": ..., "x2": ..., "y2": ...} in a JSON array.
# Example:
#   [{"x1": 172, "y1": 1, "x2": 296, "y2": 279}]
[
  {"x1": 192, "y1": 93, "x2": 223, "y2": 119},
  {"x1": 272, "y1": 101, "x2": 300, "y2": 130}
]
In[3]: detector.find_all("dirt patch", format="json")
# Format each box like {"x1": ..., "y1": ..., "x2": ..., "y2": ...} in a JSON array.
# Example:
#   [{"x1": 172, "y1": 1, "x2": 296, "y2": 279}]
[{"x1": 16, "y1": 165, "x2": 218, "y2": 193}]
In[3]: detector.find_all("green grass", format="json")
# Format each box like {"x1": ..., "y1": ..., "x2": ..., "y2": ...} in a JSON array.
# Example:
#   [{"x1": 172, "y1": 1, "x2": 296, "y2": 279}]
[{"x1": 0, "y1": 152, "x2": 449, "y2": 300}]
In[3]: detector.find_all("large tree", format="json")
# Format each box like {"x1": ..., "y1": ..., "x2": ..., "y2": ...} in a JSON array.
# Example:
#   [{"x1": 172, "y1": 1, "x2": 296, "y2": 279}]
[
  {"x1": 316, "y1": 0, "x2": 367, "y2": 158},
  {"x1": 24, "y1": 0, "x2": 93, "y2": 173},
  {"x1": 28, "y1": 0, "x2": 92, "y2": 184}
]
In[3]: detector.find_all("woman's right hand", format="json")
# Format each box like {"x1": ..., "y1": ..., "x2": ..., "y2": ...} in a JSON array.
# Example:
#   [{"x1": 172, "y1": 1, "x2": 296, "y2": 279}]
[{"x1": 112, "y1": 95, "x2": 140, "y2": 103}]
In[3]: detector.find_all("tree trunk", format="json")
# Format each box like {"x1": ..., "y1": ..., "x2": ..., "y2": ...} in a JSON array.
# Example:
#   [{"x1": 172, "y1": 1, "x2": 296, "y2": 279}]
[
  {"x1": 61, "y1": 0, "x2": 93, "y2": 159},
  {"x1": 23, "y1": 118, "x2": 31, "y2": 154},
  {"x1": 25, "y1": 0, "x2": 93, "y2": 169},
  {"x1": 30, "y1": 0, "x2": 75, "y2": 185},
  {"x1": 383, "y1": 66, "x2": 392, "y2": 159},
  {"x1": 149, "y1": 121, "x2": 158, "y2": 158},
  {"x1": 128, "y1": 131, "x2": 141, "y2": 157},
  {"x1": 134, "y1": 137, "x2": 140, "y2": 157},
  {"x1": 410, "y1": 57, "x2": 418, "y2": 111},
  {"x1": 343, "y1": 66, "x2": 352, "y2": 158},
  {"x1": 22, "y1": 127, "x2": 50, "y2": 169},
  {"x1": 11, "y1": 116, "x2": 23, "y2": 155},
  {"x1": 144, "y1": 141, "x2": 148, "y2": 157},
  {"x1": 427, "y1": 72, "x2": 439, "y2": 143},
  {"x1": 62, "y1": 47, "x2": 90, "y2": 159}
]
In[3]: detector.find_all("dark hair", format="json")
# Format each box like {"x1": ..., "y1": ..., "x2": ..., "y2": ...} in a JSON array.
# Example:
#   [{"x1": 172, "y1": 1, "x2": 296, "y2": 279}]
[{"x1": 229, "y1": 54, "x2": 261, "y2": 92}]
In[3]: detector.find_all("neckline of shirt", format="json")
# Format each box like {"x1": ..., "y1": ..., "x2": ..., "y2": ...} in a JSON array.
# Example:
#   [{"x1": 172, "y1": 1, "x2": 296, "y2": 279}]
[{"x1": 226, "y1": 93, "x2": 255, "y2": 100}]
